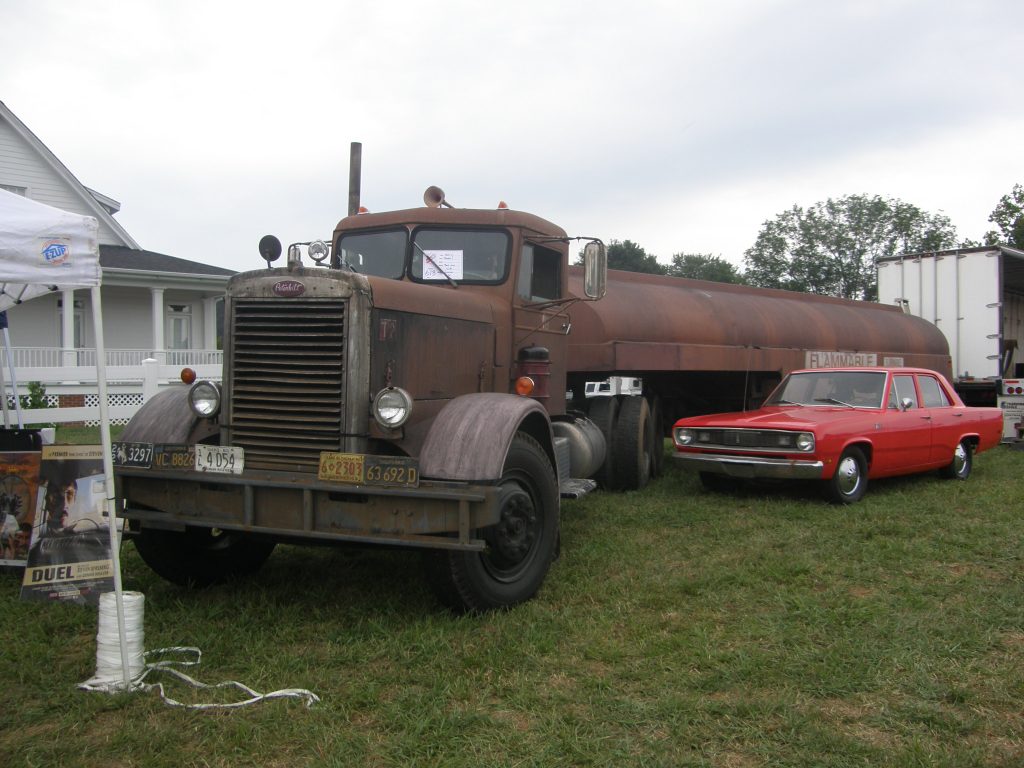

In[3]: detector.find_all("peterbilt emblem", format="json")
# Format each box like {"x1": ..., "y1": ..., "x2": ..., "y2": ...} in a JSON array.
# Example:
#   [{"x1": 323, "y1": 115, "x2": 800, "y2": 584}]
[{"x1": 272, "y1": 280, "x2": 306, "y2": 297}]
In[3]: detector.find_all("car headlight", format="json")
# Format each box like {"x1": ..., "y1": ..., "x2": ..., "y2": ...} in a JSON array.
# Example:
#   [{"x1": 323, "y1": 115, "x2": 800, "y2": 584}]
[
  {"x1": 189, "y1": 380, "x2": 221, "y2": 418},
  {"x1": 796, "y1": 432, "x2": 815, "y2": 452},
  {"x1": 372, "y1": 387, "x2": 412, "y2": 428},
  {"x1": 674, "y1": 427, "x2": 695, "y2": 446}
]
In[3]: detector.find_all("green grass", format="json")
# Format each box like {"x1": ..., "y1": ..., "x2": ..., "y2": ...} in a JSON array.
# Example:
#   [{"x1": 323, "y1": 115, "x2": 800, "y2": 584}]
[{"x1": 2, "y1": 445, "x2": 1022, "y2": 767}]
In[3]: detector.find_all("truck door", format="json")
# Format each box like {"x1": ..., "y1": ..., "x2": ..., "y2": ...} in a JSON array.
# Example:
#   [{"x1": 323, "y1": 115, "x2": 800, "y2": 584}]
[{"x1": 513, "y1": 242, "x2": 569, "y2": 414}]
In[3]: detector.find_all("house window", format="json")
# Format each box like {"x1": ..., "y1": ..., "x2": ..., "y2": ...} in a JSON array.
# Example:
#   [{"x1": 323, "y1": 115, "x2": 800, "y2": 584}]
[
  {"x1": 1, "y1": 184, "x2": 27, "y2": 196},
  {"x1": 166, "y1": 304, "x2": 192, "y2": 350}
]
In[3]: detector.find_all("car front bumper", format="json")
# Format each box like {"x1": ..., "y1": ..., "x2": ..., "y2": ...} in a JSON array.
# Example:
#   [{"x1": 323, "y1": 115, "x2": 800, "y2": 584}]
[{"x1": 673, "y1": 452, "x2": 825, "y2": 480}]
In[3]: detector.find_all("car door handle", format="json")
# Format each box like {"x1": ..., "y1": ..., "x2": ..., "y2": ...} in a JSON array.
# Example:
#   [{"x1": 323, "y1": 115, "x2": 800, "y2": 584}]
[{"x1": 920, "y1": 415, "x2": 932, "y2": 420}]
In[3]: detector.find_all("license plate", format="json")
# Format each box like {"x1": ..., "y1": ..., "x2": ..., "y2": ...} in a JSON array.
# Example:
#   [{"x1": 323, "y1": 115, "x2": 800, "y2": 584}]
[
  {"x1": 318, "y1": 452, "x2": 419, "y2": 488},
  {"x1": 112, "y1": 442, "x2": 154, "y2": 468},
  {"x1": 195, "y1": 445, "x2": 244, "y2": 474},
  {"x1": 152, "y1": 444, "x2": 195, "y2": 470}
]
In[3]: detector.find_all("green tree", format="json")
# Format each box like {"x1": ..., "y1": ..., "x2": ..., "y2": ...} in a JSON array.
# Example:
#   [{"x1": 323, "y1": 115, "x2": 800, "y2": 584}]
[
  {"x1": 983, "y1": 183, "x2": 1024, "y2": 248},
  {"x1": 743, "y1": 194, "x2": 957, "y2": 301},
  {"x1": 666, "y1": 253, "x2": 745, "y2": 283},
  {"x1": 606, "y1": 240, "x2": 666, "y2": 275}
]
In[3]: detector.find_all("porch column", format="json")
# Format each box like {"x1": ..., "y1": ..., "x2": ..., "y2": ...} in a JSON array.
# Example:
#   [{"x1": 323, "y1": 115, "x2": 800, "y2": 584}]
[
  {"x1": 150, "y1": 287, "x2": 165, "y2": 365},
  {"x1": 203, "y1": 296, "x2": 218, "y2": 354},
  {"x1": 61, "y1": 288, "x2": 76, "y2": 367}
]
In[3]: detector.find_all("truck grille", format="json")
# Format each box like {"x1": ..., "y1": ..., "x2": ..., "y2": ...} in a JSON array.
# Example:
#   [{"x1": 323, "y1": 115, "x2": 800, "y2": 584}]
[{"x1": 229, "y1": 298, "x2": 346, "y2": 472}]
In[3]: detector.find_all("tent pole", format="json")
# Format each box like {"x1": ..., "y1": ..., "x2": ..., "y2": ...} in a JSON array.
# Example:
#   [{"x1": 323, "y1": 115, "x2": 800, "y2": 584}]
[
  {"x1": 0, "y1": 348, "x2": 9, "y2": 429},
  {"x1": 90, "y1": 286, "x2": 131, "y2": 688},
  {"x1": 4, "y1": 327, "x2": 25, "y2": 427}
]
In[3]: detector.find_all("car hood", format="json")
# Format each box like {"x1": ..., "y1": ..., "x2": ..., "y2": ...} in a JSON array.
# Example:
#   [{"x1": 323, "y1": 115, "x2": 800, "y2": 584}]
[{"x1": 675, "y1": 406, "x2": 877, "y2": 431}]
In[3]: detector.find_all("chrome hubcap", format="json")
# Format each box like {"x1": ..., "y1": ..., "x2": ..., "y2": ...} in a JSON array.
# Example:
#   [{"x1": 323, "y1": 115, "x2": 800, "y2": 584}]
[
  {"x1": 952, "y1": 444, "x2": 967, "y2": 476},
  {"x1": 836, "y1": 456, "x2": 861, "y2": 496}
]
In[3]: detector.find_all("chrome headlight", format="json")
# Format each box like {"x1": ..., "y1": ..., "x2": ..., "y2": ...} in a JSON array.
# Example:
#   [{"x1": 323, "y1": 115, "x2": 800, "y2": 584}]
[
  {"x1": 796, "y1": 432, "x2": 815, "y2": 452},
  {"x1": 372, "y1": 387, "x2": 412, "y2": 428},
  {"x1": 189, "y1": 380, "x2": 221, "y2": 418},
  {"x1": 673, "y1": 427, "x2": 695, "y2": 446}
]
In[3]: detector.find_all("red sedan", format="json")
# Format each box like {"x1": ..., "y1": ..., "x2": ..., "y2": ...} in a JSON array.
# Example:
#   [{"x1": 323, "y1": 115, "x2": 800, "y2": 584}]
[{"x1": 672, "y1": 367, "x2": 1003, "y2": 503}]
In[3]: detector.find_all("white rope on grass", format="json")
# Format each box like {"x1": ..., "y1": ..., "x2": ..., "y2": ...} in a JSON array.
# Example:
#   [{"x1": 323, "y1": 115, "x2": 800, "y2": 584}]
[{"x1": 78, "y1": 592, "x2": 320, "y2": 710}]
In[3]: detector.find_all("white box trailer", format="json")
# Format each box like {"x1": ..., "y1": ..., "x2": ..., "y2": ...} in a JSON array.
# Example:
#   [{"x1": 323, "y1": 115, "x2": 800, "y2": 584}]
[{"x1": 877, "y1": 245, "x2": 1024, "y2": 438}]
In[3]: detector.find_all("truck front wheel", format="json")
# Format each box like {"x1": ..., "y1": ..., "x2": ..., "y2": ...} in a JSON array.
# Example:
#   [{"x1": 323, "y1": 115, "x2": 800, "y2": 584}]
[
  {"x1": 132, "y1": 526, "x2": 276, "y2": 588},
  {"x1": 427, "y1": 433, "x2": 559, "y2": 612}
]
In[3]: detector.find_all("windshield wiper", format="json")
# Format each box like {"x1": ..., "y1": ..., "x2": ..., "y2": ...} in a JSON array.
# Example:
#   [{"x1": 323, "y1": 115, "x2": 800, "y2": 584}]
[
  {"x1": 413, "y1": 242, "x2": 457, "y2": 288},
  {"x1": 771, "y1": 398, "x2": 803, "y2": 406},
  {"x1": 814, "y1": 397, "x2": 855, "y2": 408}
]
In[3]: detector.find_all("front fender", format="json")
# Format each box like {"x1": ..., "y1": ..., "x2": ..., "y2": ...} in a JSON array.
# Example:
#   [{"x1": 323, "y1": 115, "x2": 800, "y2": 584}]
[
  {"x1": 121, "y1": 386, "x2": 219, "y2": 445},
  {"x1": 419, "y1": 393, "x2": 553, "y2": 482}
]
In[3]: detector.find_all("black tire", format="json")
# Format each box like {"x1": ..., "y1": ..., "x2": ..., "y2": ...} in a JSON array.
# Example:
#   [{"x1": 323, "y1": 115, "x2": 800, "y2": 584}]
[
  {"x1": 648, "y1": 396, "x2": 665, "y2": 478},
  {"x1": 611, "y1": 396, "x2": 652, "y2": 490},
  {"x1": 427, "y1": 433, "x2": 559, "y2": 612},
  {"x1": 825, "y1": 446, "x2": 868, "y2": 504},
  {"x1": 132, "y1": 526, "x2": 276, "y2": 587},
  {"x1": 939, "y1": 440, "x2": 973, "y2": 480},
  {"x1": 587, "y1": 396, "x2": 619, "y2": 489}
]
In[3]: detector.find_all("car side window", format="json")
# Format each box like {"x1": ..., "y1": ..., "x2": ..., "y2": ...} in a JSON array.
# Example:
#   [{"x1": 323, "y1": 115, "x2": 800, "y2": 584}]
[
  {"x1": 894, "y1": 375, "x2": 918, "y2": 409},
  {"x1": 918, "y1": 375, "x2": 951, "y2": 408}
]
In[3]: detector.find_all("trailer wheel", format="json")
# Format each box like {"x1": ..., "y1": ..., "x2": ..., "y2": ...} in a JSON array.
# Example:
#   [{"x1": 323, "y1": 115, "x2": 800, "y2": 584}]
[
  {"x1": 825, "y1": 446, "x2": 868, "y2": 504},
  {"x1": 611, "y1": 396, "x2": 652, "y2": 490},
  {"x1": 939, "y1": 440, "x2": 972, "y2": 480},
  {"x1": 132, "y1": 526, "x2": 276, "y2": 587},
  {"x1": 587, "y1": 396, "x2": 619, "y2": 489},
  {"x1": 427, "y1": 433, "x2": 559, "y2": 612}
]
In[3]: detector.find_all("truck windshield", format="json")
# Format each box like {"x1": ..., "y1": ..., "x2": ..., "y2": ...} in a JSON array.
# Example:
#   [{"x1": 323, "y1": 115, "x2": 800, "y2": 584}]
[
  {"x1": 410, "y1": 229, "x2": 510, "y2": 284},
  {"x1": 766, "y1": 370, "x2": 887, "y2": 408},
  {"x1": 336, "y1": 230, "x2": 407, "y2": 277}
]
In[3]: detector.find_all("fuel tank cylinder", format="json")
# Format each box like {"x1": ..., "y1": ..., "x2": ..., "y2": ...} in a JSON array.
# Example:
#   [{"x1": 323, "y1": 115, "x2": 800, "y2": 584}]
[
  {"x1": 551, "y1": 416, "x2": 607, "y2": 479},
  {"x1": 566, "y1": 267, "x2": 952, "y2": 378}
]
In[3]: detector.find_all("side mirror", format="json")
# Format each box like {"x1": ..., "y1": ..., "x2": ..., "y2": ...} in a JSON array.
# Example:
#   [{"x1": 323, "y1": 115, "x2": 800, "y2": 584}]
[
  {"x1": 583, "y1": 241, "x2": 607, "y2": 300},
  {"x1": 900, "y1": 397, "x2": 914, "y2": 411}
]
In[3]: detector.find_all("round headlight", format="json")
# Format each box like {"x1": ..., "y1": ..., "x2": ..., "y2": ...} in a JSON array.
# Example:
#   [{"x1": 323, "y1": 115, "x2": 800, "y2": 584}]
[
  {"x1": 796, "y1": 432, "x2": 815, "y2": 452},
  {"x1": 372, "y1": 387, "x2": 412, "y2": 428},
  {"x1": 189, "y1": 381, "x2": 221, "y2": 418},
  {"x1": 674, "y1": 427, "x2": 694, "y2": 446}
]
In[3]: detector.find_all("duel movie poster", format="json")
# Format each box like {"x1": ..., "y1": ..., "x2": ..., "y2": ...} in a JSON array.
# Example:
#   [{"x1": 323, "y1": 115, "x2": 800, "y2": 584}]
[
  {"x1": 0, "y1": 451, "x2": 41, "y2": 566},
  {"x1": 20, "y1": 445, "x2": 115, "y2": 605}
]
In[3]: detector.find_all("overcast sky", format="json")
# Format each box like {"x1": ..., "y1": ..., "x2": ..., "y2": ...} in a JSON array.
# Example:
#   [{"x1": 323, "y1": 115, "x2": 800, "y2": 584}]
[{"x1": 3, "y1": 0, "x2": 1022, "y2": 273}]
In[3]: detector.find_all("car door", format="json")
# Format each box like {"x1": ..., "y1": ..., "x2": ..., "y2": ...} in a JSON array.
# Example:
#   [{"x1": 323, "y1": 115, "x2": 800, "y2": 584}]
[
  {"x1": 873, "y1": 374, "x2": 933, "y2": 473},
  {"x1": 916, "y1": 373, "x2": 961, "y2": 465}
]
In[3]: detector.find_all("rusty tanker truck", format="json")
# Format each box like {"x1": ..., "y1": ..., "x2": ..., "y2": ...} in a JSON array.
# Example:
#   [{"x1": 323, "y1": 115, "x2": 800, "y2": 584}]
[{"x1": 114, "y1": 183, "x2": 951, "y2": 611}]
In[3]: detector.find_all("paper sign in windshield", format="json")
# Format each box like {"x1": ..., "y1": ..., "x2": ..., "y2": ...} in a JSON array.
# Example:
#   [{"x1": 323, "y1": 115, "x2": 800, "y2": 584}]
[{"x1": 422, "y1": 250, "x2": 463, "y2": 281}]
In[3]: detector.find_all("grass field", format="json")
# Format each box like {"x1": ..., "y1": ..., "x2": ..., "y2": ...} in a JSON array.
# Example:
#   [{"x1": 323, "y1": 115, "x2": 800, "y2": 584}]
[{"x1": 2, "y1": 444, "x2": 1022, "y2": 767}]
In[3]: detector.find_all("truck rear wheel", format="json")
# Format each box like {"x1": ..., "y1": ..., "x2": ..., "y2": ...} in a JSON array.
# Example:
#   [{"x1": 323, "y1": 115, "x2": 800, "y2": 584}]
[
  {"x1": 611, "y1": 395, "x2": 652, "y2": 490},
  {"x1": 587, "y1": 396, "x2": 619, "y2": 489},
  {"x1": 427, "y1": 433, "x2": 559, "y2": 612},
  {"x1": 132, "y1": 526, "x2": 276, "y2": 588}
]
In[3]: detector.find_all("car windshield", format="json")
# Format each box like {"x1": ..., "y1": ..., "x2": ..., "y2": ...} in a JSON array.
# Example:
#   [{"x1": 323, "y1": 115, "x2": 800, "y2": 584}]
[{"x1": 766, "y1": 370, "x2": 887, "y2": 408}]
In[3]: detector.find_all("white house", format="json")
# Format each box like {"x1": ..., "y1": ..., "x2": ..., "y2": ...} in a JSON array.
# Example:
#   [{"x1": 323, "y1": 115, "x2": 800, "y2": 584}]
[{"x1": 1, "y1": 100, "x2": 233, "y2": 378}]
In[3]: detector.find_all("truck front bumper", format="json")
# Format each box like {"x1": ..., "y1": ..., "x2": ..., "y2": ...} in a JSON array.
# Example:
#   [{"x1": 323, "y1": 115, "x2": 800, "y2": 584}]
[
  {"x1": 673, "y1": 452, "x2": 825, "y2": 480},
  {"x1": 116, "y1": 467, "x2": 502, "y2": 552}
]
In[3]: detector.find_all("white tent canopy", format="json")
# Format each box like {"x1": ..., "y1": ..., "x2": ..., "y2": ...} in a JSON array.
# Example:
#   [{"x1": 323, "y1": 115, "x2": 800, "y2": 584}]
[
  {"x1": 0, "y1": 189, "x2": 101, "y2": 309},
  {"x1": 0, "y1": 188, "x2": 131, "y2": 687}
]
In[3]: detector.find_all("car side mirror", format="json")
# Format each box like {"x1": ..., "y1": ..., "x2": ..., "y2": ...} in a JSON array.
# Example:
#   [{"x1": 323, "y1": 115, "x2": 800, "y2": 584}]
[
  {"x1": 583, "y1": 241, "x2": 607, "y2": 300},
  {"x1": 900, "y1": 397, "x2": 914, "y2": 411}
]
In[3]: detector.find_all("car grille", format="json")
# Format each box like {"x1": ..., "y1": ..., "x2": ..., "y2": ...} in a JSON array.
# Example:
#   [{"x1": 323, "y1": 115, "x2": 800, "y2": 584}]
[
  {"x1": 693, "y1": 429, "x2": 801, "y2": 451},
  {"x1": 228, "y1": 298, "x2": 346, "y2": 472}
]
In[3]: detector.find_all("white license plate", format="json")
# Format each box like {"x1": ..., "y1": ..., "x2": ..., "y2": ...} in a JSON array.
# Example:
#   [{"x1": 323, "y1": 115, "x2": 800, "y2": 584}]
[{"x1": 195, "y1": 445, "x2": 244, "y2": 474}]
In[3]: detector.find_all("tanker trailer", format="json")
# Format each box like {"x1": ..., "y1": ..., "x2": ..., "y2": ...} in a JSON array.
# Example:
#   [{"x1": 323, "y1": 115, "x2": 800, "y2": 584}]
[{"x1": 564, "y1": 266, "x2": 952, "y2": 490}]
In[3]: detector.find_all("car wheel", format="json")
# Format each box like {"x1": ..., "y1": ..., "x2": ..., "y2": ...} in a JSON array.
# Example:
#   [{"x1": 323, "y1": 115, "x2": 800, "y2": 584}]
[
  {"x1": 826, "y1": 446, "x2": 868, "y2": 504},
  {"x1": 939, "y1": 440, "x2": 973, "y2": 480}
]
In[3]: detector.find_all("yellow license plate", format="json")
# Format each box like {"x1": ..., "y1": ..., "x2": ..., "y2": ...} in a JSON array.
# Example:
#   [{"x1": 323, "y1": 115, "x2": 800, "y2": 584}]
[{"x1": 318, "y1": 452, "x2": 419, "y2": 488}]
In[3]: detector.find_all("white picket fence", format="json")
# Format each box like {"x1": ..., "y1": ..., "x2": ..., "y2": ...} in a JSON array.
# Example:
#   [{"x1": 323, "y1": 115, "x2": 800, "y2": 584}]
[{"x1": 3, "y1": 358, "x2": 222, "y2": 427}]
